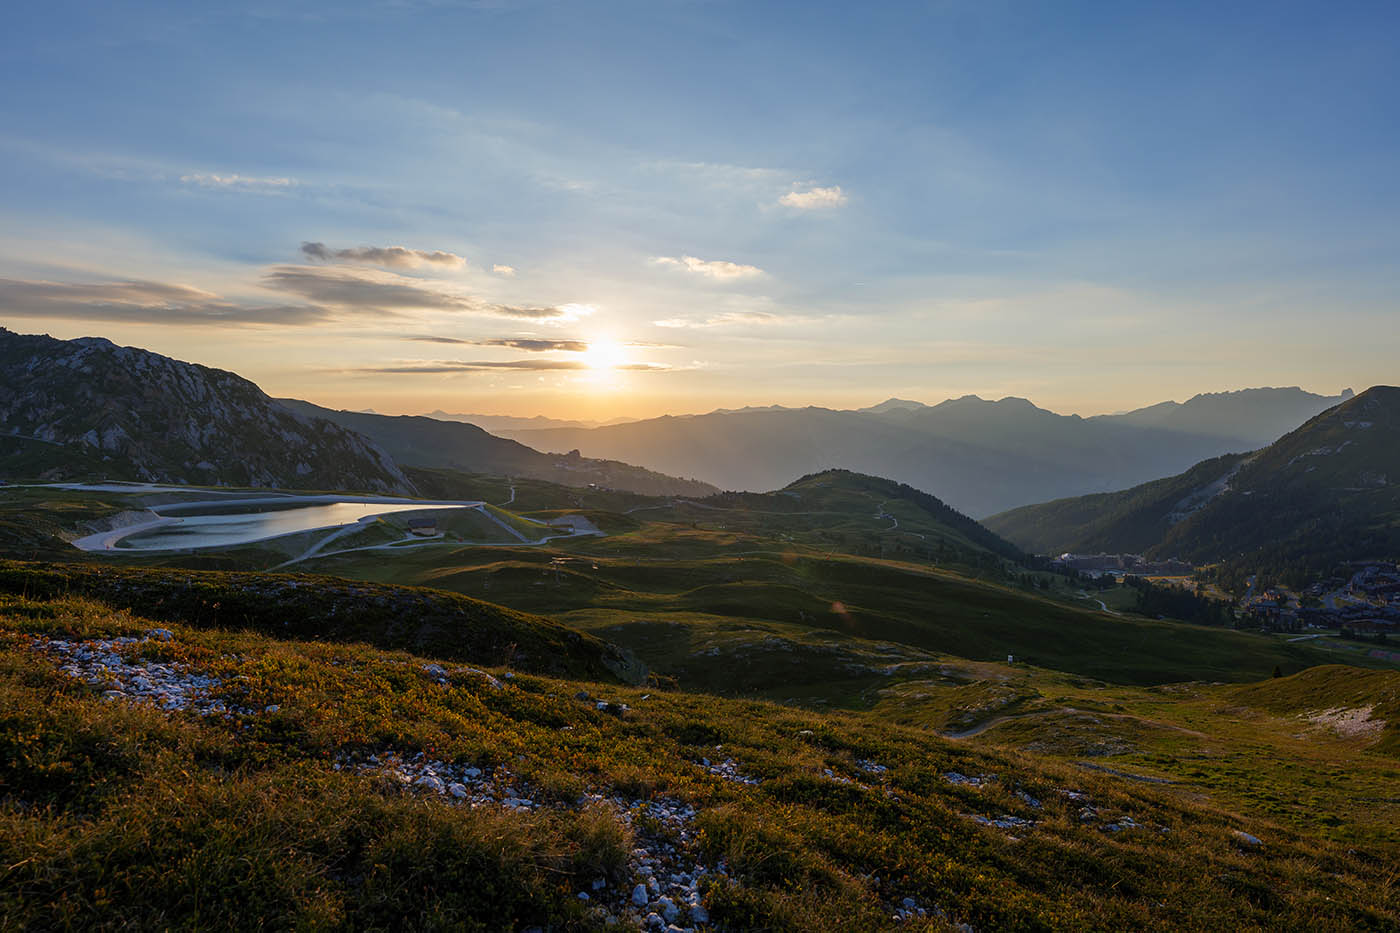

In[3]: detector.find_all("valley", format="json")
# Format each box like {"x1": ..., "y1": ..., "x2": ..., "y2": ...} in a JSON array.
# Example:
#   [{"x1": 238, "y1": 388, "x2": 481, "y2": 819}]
[{"x1": 0, "y1": 331, "x2": 1396, "y2": 930}]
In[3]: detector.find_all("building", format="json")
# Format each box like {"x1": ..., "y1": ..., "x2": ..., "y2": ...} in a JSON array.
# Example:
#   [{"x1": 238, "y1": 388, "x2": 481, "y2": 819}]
[{"x1": 407, "y1": 516, "x2": 438, "y2": 537}]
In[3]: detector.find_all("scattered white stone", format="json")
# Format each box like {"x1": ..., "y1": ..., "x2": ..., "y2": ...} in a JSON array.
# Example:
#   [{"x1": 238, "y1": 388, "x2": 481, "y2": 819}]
[
  {"x1": 705, "y1": 757, "x2": 761, "y2": 786},
  {"x1": 1232, "y1": 830, "x2": 1264, "y2": 848},
  {"x1": 345, "y1": 749, "x2": 718, "y2": 931},
  {"x1": 944, "y1": 772, "x2": 996, "y2": 788},
  {"x1": 965, "y1": 813, "x2": 1036, "y2": 830},
  {"x1": 32, "y1": 630, "x2": 254, "y2": 718}
]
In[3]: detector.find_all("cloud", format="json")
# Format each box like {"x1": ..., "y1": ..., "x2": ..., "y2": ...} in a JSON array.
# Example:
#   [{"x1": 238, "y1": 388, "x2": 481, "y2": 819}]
[
  {"x1": 491, "y1": 264, "x2": 517, "y2": 277},
  {"x1": 653, "y1": 255, "x2": 764, "y2": 280},
  {"x1": 406, "y1": 336, "x2": 590, "y2": 352},
  {"x1": 351, "y1": 359, "x2": 671, "y2": 374},
  {"x1": 181, "y1": 172, "x2": 297, "y2": 193},
  {"x1": 300, "y1": 241, "x2": 466, "y2": 269},
  {"x1": 652, "y1": 310, "x2": 787, "y2": 329},
  {"x1": 779, "y1": 185, "x2": 847, "y2": 210},
  {"x1": 261, "y1": 265, "x2": 589, "y2": 321},
  {"x1": 0, "y1": 276, "x2": 327, "y2": 326}
]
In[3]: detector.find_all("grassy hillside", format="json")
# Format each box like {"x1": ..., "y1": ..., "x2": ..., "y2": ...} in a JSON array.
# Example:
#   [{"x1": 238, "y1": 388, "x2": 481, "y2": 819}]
[
  {"x1": 1231, "y1": 664, "x2": 1400, "y2": 754},
  {"x1": 3, "y1": 590, "x2": 1397, "y2": 930},
  {"x1": 864, "y1": 655, "x2": 1400, "y2": 853},
  {"x1": 0, "y1": 561, "x2": 641, "y2": 683},
  {"x1": 306, "y1": 528, "x2": 1342, "y2": 690}
]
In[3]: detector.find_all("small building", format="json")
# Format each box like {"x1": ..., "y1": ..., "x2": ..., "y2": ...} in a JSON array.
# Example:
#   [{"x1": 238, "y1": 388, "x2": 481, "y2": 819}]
[{"x1": 407, "y1": 516, "x2": 438, "y2": 537}]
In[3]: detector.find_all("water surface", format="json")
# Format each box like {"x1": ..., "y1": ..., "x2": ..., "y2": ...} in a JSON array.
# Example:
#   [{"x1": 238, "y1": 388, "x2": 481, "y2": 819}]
[{"x1": 118, "y1": 501, "x2": 459, "y2": 550}]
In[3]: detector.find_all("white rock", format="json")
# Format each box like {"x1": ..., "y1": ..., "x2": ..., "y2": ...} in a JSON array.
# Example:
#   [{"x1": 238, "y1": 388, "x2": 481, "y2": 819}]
[
  {"x1": 632, "y1": 883, "x2": 649, "y2": 907},
  {"x1": 448, "y1": 783, "x2": 468, "y2": 798}
]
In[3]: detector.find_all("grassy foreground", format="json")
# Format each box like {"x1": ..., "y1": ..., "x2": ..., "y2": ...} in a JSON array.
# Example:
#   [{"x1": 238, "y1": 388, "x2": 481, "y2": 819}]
[{"x1": 3, "y1": 589, "x2": 1398, "y2": 930}]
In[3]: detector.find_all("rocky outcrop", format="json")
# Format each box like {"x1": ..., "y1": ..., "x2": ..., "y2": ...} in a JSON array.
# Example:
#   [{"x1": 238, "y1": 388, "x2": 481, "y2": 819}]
[{"x1": 0, "y1": 328, "x2": 413, "y2": 493}]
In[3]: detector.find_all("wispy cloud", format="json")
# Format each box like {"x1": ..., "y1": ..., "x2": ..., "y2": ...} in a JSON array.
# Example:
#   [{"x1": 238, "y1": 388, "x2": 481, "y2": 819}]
[
  {"x1": 261, "y1": 265, "x2": 590, "y2": 321},
  {"x1": 779, "y1": 185, "x2": 847, "y2": 210},
  {"x1": 180, "y1": 172, "x2": 298, "y2": 193},
  {"x1": 491, "y1": 264, "x2": 517, "y2": 277},
  {"x1": 652, "y1": 310, "x2": 788, "y2": 329},
  {"x1": 653, "y1": 255, "x2": 764, "y2": 280},
  {"x1": 406, "y1": 336, "x2": 590, "y2": 352},
  {"x1": 0, "y1": 276, "x2": 326, "y2": 325},
  {"x1": 301, "y1": 241, "x2": 466, "y2": 269},
  {"x1": 351, "y1": 359, "x2": 671, "y2": 374}
]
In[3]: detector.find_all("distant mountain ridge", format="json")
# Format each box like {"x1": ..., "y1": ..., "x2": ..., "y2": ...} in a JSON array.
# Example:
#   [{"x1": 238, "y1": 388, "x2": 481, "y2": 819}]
[
  {"x1": 500, "y1": 388, "x2": 1348, "y2": 516},
  {"x1": 279, "y1": 400, "x2": 719, "y2": 498},
  {"x1": 0, "y1": 328, "x2": 413, "y2": 493},
  {"x1": 1090, "y1": 386, "x2": 1354, "y2": 445},
  {"x1": 985, "y1": 386, "x2": 1400, "y2": 580}
]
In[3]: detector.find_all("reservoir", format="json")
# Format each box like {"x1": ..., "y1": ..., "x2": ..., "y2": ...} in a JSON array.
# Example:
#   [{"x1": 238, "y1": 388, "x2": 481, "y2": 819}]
[{"x1": 102, "y1": 498, "x2": 468, "y2": 551}]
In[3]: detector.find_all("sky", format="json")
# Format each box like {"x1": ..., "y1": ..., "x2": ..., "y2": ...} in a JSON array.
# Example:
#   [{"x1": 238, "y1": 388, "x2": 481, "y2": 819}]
[{"x1": 1, "y1": 0, "x2": 1396, "y2": 421}]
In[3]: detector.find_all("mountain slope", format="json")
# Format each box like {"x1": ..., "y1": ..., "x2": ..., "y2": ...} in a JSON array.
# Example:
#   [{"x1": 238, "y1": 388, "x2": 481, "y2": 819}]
[
  {"x1": 986, "y1": 387, "x2": 1400, "y2": 577},
  {"x1": 278, "y1": 399, "x2": 718, "y2": 497},
  {"x1": 983, "y1": 452, "x2": 1252, "y2": 556},
  {"x1": 0, "y1": 328, "x2": 412, "y2": 493}
]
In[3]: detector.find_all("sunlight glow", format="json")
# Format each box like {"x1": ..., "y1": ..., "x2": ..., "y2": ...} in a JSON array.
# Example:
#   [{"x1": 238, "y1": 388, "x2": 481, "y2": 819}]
[{"x1": 582, "y1": 339, "x2": 626, "y2": 370}]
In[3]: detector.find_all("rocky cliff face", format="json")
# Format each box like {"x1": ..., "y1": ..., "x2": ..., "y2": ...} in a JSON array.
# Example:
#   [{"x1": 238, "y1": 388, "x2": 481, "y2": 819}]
[{"x1": 0, "y1": 328, "x2": 414, "y2": 493}]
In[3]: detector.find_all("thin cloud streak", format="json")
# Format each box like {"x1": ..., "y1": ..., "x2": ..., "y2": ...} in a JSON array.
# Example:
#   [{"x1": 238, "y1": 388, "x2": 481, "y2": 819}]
[
  {"x1": 406, "y1": 336, "x2": 590, "y2": 352},
  {"x1": 181, "y1": 172, "x2": 297, "y2": 192},
  {"x1": 652, "y1": 310, "x2": 789, "y2": 329},
  {"x1": 0, "y1": 276, "x2": 328, "y2": 326},
  {"x1": 261, "y1": 265, "x2": 587, "y2": 320},
  {"x1": 653, "y1": 255, "x2": 764, "y2": 279},
  {"x1": 350, "y1": 359, "x2": 672, "y2": 374},
  {"x1": 301, "y1": 241, "x2": 466, "y2": 269}
]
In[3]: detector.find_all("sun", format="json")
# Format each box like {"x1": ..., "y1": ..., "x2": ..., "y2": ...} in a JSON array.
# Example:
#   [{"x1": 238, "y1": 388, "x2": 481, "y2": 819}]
[{"x1": 582, "y1": 339, "x2": 626, "y2": 370}]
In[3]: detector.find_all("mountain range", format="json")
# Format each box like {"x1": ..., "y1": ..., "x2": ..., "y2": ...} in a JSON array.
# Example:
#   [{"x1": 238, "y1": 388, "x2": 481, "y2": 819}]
[
  {"x1": 985, "y1": 386, "x2": 1400, "y2": 581},
  {"x1": 498, "y1": 388, "x2": 1351, "y2": 516},
  {"x1": 0, "y1": 328, "x2": 714, "y2": 497},
  {"x1": 278, "y1": 400, "x2": 717, "y2": 497}
]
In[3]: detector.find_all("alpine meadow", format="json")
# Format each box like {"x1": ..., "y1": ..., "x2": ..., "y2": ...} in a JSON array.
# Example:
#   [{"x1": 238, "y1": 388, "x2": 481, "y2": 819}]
[{"x1": 3, "y1": 3, "x2": 1399, "y2": 931}]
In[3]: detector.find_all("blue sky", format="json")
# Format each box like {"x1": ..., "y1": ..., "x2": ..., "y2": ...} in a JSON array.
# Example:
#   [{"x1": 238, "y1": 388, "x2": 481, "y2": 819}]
[{"x1": 2, "y1": 0, "x2": 1396, "y2": 418}]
